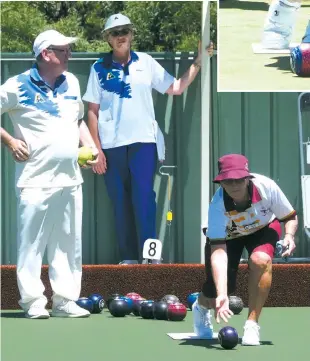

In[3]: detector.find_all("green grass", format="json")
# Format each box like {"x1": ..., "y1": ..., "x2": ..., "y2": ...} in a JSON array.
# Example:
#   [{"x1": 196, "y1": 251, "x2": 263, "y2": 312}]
[
  {"x1": 219, "y1": 0, "x2": 310, "y2": 90},
  {"x1": 1, "y1": 307, "x2": 309, "y2": 361}
]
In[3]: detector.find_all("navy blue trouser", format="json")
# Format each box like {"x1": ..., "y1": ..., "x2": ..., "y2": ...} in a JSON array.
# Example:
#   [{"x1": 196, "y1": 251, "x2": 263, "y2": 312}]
[{"x1": 103, "y1": 143, "x2": 157, "y2": 261}]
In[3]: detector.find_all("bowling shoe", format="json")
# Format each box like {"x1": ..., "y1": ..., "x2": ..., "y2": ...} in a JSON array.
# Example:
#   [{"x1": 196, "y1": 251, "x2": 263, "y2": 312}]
[
  {"x1": 242, "y1": 320, "x2": 260, "y2": 346},
  {"x1": 192, "y1": 300, "x2": 214, "y2": 339}
]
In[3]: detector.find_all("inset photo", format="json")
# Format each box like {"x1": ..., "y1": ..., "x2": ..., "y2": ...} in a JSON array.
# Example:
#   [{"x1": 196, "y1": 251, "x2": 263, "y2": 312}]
[{"x1": 218, "y1": 0, "x2": 310, "y2": 91}]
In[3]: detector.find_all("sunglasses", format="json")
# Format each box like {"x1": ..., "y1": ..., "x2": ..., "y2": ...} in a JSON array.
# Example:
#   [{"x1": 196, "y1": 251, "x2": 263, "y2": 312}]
[
  {"x1": 221, "y1": 178, "x2": 247, "y2": 185},
  {"x1": 47, "y1": 47, "x2": 72, "y2": 53},
  {"x1": 109, "y1": 28, "x2": 131, "y2": 37}
]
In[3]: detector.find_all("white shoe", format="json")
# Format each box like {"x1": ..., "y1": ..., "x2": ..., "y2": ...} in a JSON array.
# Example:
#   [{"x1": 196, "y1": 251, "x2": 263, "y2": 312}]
[
  {"x1": 192, "y1": 300, "x2": 214, "y2": 339},
  {"x1": 25, "y1": 304, "x2": 50, "y2": 319},
  {"x1": 242, "y1": 320, "x2": 260, "y2": 346},
  {"x1": 51, "y1": 299, "x2": 90, "y2": 318}
]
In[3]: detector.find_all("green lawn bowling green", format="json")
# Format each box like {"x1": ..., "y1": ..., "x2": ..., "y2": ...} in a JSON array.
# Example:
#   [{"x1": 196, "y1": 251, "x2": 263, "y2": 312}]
[{"x1": 1, "y1": 307, "x2": 309, "y2": 361}]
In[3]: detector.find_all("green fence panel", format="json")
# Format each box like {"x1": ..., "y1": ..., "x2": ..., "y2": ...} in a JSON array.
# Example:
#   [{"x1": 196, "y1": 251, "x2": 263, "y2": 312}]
[
  {"x1": 0, "y1": 52, "x2": 202, "y2": 264},
  {"x1": 1, "y1": 53, "x2": 308, "y2": 264}
]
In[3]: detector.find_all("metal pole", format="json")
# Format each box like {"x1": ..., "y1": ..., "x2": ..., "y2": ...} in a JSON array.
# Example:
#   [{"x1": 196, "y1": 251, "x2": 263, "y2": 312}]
[
  {"x1": 297, "y1": 92, "x2": 310, "y2": 240},
  {"x1": 159, "y1": 165, "x2": 177, "y2": 263},
  {"x1": 201, "y1": 0, "x2": 211, "y2": 263}
]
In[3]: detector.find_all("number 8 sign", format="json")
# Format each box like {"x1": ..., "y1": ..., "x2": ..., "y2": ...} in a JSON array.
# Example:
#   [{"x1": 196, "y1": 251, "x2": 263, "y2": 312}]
[{"x1": 142, "y1": 239, "x2": 163, "y2": 261}]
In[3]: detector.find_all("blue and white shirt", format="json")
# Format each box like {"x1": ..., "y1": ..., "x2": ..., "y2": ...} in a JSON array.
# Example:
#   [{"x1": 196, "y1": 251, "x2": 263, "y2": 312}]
[
  {"x1": 204, "y1": 174, "x2": 296, "y2": 244},
  {"x1": 0, "y1": 65, "x2": 84, "y2": 188},
  {"x1": 82, "y1": 51, "x2": 175, "y2": 149}
]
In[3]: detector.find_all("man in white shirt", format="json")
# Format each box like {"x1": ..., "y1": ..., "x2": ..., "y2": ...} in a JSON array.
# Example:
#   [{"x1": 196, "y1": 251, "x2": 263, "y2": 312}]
[
  {"x1": 1, "y1": 30, "x2": 98, "y2": 319},
  {"x1": 193, "y1": 154, "x2": 298, "y2": 345},
  {"x1": 83, "y1": 14, "x2": 213, "y2": 264}
]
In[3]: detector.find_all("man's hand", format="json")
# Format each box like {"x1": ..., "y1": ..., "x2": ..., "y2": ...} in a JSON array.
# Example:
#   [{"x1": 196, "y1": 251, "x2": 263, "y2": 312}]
[
  {"x1": 215, "y1": 295, "x2": 233, "y2": 323},
  {"x1": 206, "y1": 41, "x2": 214, "y2": 57},
  {"x1": 92, "y1": 149, "x2": 107, "y2": 174},
  {"x1": 281, "y1": 233, "x2": 296, "y2": 258},
  {"x1": 80, "y1": 147, "x2": 99, "y2": 169},
  {"x1": 8, "y1": 138, "x2": 29, "y2": 162},
  {"x1": 197, "y1": 40, "x2": 214, "y2": 61}
]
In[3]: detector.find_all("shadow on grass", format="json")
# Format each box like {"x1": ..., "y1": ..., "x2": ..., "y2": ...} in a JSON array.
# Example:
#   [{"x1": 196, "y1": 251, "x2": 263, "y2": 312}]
[
  {"x1": 220, "y1": 0, "x2": 310, "y2": 11},
  {"x1": 0, "y1": 311, "x2": 26, "y2": 318},
  {"x1": 265, "y1": 56, "x2": 294, "y2": 73},
  {"x1": 219, "y1": 0, "x2": 269, "y2": 11},
  {"x1": 179, "y1": 338, "x2": 273, "y2": 350}
]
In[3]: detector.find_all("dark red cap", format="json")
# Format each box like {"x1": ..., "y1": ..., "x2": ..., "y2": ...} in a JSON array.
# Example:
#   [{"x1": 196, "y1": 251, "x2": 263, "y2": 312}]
[{"x1": 213, "y1": 154, "x2": 251, "y2": 183}]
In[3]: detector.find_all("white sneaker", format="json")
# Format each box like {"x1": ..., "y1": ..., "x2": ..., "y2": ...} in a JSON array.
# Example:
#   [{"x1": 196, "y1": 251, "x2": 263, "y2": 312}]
[
  {"x1": 51, "y1": 299, "x2": 90, "y2": 318},
  {"x1": 25, "y1": 304, "x2": 50, "y2": 319},
  {"x1": 242, "y1": 320, "x2": 260, "y2": 346},
  {"x1": 192, "y1": 300, "x2": 214, "y2": 339}
]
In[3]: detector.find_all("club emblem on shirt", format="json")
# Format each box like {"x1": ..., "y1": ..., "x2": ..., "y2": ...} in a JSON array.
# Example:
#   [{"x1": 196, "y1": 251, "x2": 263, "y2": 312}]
[
  {"x1": 34, "y1": 93, "x2": 45, "y2": 103},
  {"x1": 260, "y1": 207, "x2": 270, "y2": 216},
  {"x1": 226, "y1": 221, "x2": 239, "y2": 238},
  {"x1": 107, "y1": 72, "x2": 115, "y2": 80}
]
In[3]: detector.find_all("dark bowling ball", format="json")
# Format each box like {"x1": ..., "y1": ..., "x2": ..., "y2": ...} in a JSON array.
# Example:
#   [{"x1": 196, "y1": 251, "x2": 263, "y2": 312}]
[
  {"x1": 88, "y1": 294, "x2": 105, "y2": 314},
  {"x1": 106, "y1": 294, "x2": 123, "y2": 310},
  {"x1": 218, "y1": 326, "x2": 239, "y2": 349},
  {"x1": 109, "y1": 299, "x2": 129, "y2": 317},
  {"x1": 187, "y1": 292, "x2": 200, "y2": 310},
  {"x1": 229, "y1": 296, "x2": 244, "y2": 315},
  {"x1": 76, "y1": 297, "x2": 94, "y2": 313},
  {"x1": 161, "y1": 294, "x2": 180, "y2": 304},
  {"x1": 122, "y1": 297, "x2": 134, "y2": 314},
  {"x1": 167, "y1": 302, "x2": 187, "y2": 321},
  {"x1": 153, "y1": 301, "x2": 168, "y2": 320},
  {"x1": 139, "y1": 300, "x2": 155, "y2": 319},
  {"x1": 132, "y1": 299, "x2": 145, "y2": 316}
]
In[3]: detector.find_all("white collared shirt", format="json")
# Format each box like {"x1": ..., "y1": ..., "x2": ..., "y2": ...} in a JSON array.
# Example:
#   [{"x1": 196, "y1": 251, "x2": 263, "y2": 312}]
[
  {"x1": 204, "y1": 173, "x2": 296, "y2": 243},
  {"x1": 1, "y1": 65, "x2": 84, "y2": 188},
  {"x1": 82, "y1": 51, "x2": 175, "y2": 149}
]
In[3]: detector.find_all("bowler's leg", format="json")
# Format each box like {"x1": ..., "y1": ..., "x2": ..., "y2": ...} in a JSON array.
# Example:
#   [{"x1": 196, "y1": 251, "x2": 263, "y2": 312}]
[
  {"x1": 128, "y1": 143, "x2": 157, "y2": 260},
  {"x1": 17, "y1": 188, "x2": 52, "y2": 318},
  {"x1": 104, "y1": 146, "x2": 139, "y2": 261},
  {"x1": 262, "y1": 0, "x2": 301, "y2": 49},
  {"x1": 242, "y1": 220, "x2": 281, "y2": 345}
]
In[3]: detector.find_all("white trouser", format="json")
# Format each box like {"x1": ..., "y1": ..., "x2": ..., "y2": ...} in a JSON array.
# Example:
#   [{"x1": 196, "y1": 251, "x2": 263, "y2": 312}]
[
  {"x1": 16, "y1": 185, "x2": 83, "y2": 311},
  {"x1": 302, "y1": 20, "x2": 310, "y2": 43},
  {"x1": 262, "y1": 0, "x2": 301, "y2": 49}
]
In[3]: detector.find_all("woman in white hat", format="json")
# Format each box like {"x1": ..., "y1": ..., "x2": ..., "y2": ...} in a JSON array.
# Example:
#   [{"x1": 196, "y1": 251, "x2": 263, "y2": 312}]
[{"x1": 83, "y1": 13, "x2": 213, "y2": 264}]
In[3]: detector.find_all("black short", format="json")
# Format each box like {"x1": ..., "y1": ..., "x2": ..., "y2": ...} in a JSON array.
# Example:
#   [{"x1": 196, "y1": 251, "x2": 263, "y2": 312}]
[{"x1": 202, "y1": 221, "x2": 280, "y2": 298}]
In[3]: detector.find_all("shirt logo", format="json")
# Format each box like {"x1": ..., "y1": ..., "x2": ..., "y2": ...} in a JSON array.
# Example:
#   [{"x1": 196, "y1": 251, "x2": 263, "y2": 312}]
[
  {"x1": 260, "y1": 207, "x2": 270, "y2": 216},
  {"x1": 34, "y1": 93, "x2": 45, "y2": 103},
  {"x1": 243, "y1": 221, "x2": 260, "y2": 231},
  {"x1": 107, "y1": 72, "x2": 115, "y2": 80}
]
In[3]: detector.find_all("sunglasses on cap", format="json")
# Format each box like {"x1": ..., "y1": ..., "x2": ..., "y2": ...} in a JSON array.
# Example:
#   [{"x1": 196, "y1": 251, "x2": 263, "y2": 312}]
[{"x1": 109, "y1": 28, "x2": 131, "y2": 37}]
